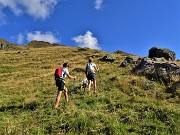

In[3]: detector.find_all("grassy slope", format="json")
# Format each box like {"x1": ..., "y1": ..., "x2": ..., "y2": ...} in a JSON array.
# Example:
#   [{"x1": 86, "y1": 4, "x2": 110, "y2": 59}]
[{"x1": 0, "y1": 46, "x2": 180, "y2": 135}]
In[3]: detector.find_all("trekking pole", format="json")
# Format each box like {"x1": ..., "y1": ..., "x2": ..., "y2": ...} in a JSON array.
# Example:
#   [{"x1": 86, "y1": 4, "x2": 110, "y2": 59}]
[{"x1": 72, "y1": 79, "x2": 76, "y2": 104}]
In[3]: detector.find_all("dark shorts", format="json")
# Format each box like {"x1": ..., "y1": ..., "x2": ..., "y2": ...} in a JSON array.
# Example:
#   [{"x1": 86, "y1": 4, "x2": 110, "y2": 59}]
[
  {"x1": 87, "y1": 73, "x2": 96, "y2": 81},
  {"x1": 56, "y1": 79, "x2": 65, "y2": 91}
]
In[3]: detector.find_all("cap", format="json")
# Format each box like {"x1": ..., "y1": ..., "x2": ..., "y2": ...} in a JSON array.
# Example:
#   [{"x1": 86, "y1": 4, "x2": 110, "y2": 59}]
[{"x1": 63, "y1": 63, "x2": 69, "y2": 67}]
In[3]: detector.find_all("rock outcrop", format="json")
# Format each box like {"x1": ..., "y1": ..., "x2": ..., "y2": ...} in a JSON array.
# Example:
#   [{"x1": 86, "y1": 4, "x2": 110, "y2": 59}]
[
  {"x1": 132, "y1": 57, "x2": 180, "y2": 85},
  {"x1": 0, "y1": 38, "x2": 16, "y2": 50},
  {"x1": 120, "y1": 46, "x2": 179, "y2": 86},
  {"x1": 120, "y1": 56, "x2": 136, "y2": 68},
  {"x1": 148, "y1": 47, "x2": 176, "y2": 61}
]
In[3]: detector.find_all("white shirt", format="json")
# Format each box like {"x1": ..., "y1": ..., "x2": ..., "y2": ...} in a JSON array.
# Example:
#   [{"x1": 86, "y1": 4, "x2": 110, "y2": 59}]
[
  {"x1": 61, "y1": 67, "x2": 69, "y2": 80},
  {"x1": 86, "y1": 63, "x2": 96, "y2": 74}
]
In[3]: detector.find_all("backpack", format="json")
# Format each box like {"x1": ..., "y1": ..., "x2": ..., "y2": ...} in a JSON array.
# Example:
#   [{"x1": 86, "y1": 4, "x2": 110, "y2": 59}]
[
  {"x1": 86, "y1": 63, "x2": 95, "y2": 74},
  {"x1": 55, "y1": 68, "x2": 62, "y2": 78}
]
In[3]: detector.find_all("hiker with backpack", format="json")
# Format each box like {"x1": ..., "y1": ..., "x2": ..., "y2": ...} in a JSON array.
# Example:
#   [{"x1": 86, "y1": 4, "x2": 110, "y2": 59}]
[
  {"x1": 85, "y1": 58, "x2": 99, "y2": 95},
  {"x1": 54, "y1": 63, "x2": 76, "y2": 109}
]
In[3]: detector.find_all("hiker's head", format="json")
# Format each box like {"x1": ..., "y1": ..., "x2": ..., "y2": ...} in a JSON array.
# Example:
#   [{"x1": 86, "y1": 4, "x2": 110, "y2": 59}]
[
  {"x1": 88, "y1": 58, "x2": 93, "y2": 63},
  {"x1": 63, "y1": 63, "x2": 69, "y2": 68}
]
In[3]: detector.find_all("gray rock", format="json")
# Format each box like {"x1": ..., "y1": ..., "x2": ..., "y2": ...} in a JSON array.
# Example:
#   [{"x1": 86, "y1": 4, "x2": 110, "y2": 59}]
[
  {"x1": 120, "y1": 57, "x2": 136, "y2": 68},
  {"x1": 132, "y1": 57, "x2": 180, "y2": 85},
  {"x1": 0, "y1": 38, "x2": 16, "y2": 50},
  {"x1": 148, "y1": 47, "x2": 176, "y2": 61},
  {"x1": 101, "y1": 53, "x2": 116, "y2": 62}
]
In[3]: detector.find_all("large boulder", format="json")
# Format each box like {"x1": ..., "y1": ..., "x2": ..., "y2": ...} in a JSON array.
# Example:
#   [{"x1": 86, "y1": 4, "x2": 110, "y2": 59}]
[
  {"x1": 148, "y1": 47, "x2": 176, "y2": 61},
  {"x1": 132, "y1": 57, "x2": 180, "y2": 85}
]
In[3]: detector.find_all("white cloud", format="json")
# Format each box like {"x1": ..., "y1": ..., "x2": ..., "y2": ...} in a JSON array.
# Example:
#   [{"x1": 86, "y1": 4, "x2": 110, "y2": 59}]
[
  {"x1": 17, "y1": 33, "x2": 24, "y2": 45},
  {"x1": 72, "y1": 31, "x2": 101, "y2": 50},
  {"x1": 20, "y1": 0, "x2": 58, "y2": 20},
  {"x1": 94, "y1": 0, "x2": 103, "y2": 10},
  {"x1": 26, "y1": 31, "x2": 60, "y2": 44},
  {"x1": 0, "y1": 0, "x2": 58, "y2": 20}
]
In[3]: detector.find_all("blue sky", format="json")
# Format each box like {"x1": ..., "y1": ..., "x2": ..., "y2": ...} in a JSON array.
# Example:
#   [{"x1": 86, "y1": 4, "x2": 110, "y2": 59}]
[{"x1": 0, "y1": 0, "x2": 179, "y2": 59}]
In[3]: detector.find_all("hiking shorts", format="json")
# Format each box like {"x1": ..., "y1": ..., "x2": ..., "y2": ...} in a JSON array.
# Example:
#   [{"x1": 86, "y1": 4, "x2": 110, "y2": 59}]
[
  {"x1": 56, "y1": 79, "x2": 65, "y2": 91},
  {"x1": 87, "y1": 73, "x2": 96, "y2": 81}
]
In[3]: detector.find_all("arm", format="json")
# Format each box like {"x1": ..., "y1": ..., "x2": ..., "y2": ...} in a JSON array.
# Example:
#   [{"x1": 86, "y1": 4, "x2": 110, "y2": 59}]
[
  {"x1": 95, "y1": 67, "x2": 99, "y2": 72},
  {"x1": 65, "y1": 68, "x2": 76, "y2": 79},
  {"x1": 94, "y1": 64, "x2": 99, "y2": 72},
  {"x1": 67, "y1": 74, "x2": 76, "y2": 79}
]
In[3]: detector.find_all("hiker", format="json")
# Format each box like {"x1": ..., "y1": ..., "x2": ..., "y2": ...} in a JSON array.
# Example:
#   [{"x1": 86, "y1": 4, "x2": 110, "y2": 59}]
[
  {"x1": 85, "y1": 58, "x2": 99, "y2": 95},
  {"x1": 54, "y1": 63, "x2": 76, "y2": 109}
]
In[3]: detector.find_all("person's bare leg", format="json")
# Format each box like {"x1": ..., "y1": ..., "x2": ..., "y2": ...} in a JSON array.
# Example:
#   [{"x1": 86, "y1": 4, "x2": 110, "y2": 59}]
[
  {"x1": 88, "y1": 80, "x2": 91, "y2": 95},
  {"x1": 55, "y1": 91, "x2": 62, "y2": 109},
  {"x1": 64, "y1": 87, "x2": 68, "y2": 103},
  {"x1": 93, "y1": 79, "x2": 97, "y2": 94}
]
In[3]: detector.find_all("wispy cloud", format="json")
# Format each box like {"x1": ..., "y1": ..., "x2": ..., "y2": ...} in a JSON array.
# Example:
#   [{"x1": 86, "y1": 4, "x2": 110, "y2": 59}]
[
  {"x1": 0, "y1": 0, "x2": 58, "y2": 22},
  {"x1": 17, "y1": 31, "x2": 60, "y2": 44},
  {"x1": 72, "y1": 31, "x2": 101, "y2": 50},
  {"x1": 20, "y1": 0, "x2": 58, "y2": 20},
  {"x1": 17, "y1": 33, "x2": 24, "y2": 45},
  {"x1": 94, "y1": 0, "x2": 103, "y2": 10}
]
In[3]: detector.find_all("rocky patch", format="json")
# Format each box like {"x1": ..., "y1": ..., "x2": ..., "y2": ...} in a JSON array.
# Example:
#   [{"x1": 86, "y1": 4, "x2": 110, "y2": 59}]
[{"x1": 132, "y1": 57, "x2": 180, "y2": 85}]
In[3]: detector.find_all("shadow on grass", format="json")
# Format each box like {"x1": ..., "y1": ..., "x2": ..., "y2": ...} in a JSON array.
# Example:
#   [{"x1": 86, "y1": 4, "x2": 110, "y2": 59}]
[{"x1": 0, "y1": 101, "x2": 39, "y2": 112}]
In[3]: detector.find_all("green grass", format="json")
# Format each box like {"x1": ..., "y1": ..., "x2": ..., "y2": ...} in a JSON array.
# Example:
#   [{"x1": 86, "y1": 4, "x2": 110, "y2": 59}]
[{"x1": 0, "y1": 46, "x2": 180, "y2": 134}]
